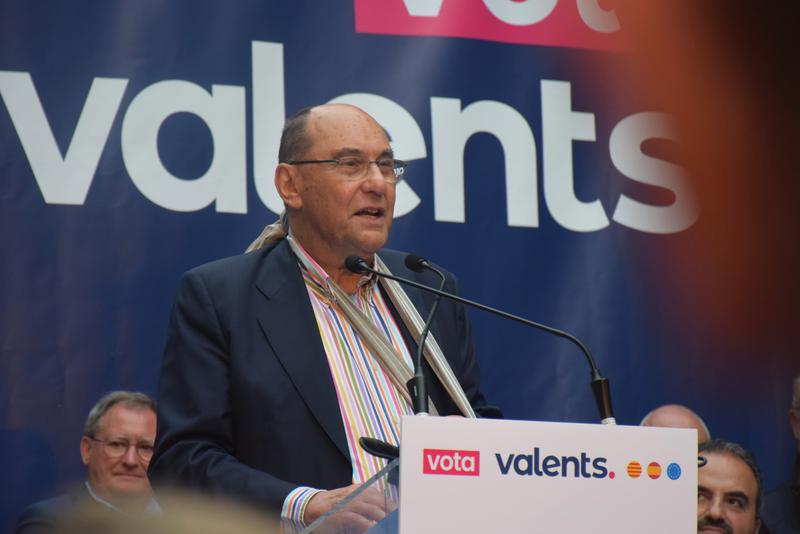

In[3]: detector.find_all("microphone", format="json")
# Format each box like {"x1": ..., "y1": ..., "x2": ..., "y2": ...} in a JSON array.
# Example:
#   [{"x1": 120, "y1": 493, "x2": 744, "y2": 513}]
[
  {"x1": 345, "y1": 255, "x2": 616, "y2": 425},
  {"x1": 404, "y1": 254, "x2": 430, "y2": 272},
  {"x1": 345, "y1": 255, "x2": 370, "y2": 274},
  {"x1": 359, "y1": 436, "x2": 399, "y2": 462}
]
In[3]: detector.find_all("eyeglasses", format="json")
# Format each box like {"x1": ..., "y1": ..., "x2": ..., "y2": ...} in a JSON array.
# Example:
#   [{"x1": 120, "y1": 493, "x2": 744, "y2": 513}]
[
  {"x1": 288, "y1": 156, "x2": 407, "y2": 184},
  {"x1": 88, "y1": 436, "x2": 155, "y2": 461}
]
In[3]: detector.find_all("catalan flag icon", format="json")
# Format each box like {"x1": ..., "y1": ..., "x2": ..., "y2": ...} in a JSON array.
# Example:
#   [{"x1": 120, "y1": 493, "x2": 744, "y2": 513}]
[
  {"x1": 627, "y1": 461, "x2": 642, "y2": 478},
  {"x1": 647, "y1": 462, "x2": 662, "y2": 479}
]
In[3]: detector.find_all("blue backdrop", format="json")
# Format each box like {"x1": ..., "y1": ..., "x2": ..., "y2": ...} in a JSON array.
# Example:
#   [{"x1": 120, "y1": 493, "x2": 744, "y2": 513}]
[{"x1": 1, "y1": 1, "x2": 796, "y2": 529}]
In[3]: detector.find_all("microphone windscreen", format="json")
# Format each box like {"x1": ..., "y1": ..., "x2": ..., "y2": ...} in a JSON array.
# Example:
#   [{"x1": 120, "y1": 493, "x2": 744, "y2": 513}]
[
  {"x1": 345, "y1": 255, "x2": 369, "y2": 273},
  {"x1": 404, "y1": 254, "x2": 429, "y2": 272}
]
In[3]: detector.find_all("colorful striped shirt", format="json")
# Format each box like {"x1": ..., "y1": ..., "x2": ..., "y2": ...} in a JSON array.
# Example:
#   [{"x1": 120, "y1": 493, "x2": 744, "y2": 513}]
[{"x1": 281, "y1": 239, "x2": 414, "y2": 527}]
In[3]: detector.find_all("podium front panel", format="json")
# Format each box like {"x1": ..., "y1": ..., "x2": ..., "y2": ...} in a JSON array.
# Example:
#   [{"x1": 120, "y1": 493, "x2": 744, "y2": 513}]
[{"x1": 399, "y1": 416, "x2": 696, "y2": 533}]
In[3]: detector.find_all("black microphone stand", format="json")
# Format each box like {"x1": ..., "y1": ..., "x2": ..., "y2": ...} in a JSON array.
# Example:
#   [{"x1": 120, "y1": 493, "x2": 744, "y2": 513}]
[
  {"x1": 405, "y1": 258, "x2": 447, "y2": 416},
  {"x1": 347, "y1": 255, "x2": 616, "y2": 425}
]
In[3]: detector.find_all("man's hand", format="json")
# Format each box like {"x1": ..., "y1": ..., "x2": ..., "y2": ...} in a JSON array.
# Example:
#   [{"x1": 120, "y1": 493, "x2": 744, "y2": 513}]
[{"x1": 303, "y1": 484, "x2": 389, "y2": 534}]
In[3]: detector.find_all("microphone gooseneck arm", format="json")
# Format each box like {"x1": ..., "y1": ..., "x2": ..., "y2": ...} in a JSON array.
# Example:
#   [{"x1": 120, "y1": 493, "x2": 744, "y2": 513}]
[
  {"x1": 404, "y1": 255, "x2": 447, "y2": 415},
  {"x1": 346, "y1": 255, "x2": 616, "y2": 425}
]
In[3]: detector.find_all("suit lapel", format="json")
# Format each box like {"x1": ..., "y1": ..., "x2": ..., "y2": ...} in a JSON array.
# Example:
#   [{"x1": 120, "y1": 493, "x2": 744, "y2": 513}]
[{"x1": 253, "y1": 241, "x2": 349, "y2": 461}]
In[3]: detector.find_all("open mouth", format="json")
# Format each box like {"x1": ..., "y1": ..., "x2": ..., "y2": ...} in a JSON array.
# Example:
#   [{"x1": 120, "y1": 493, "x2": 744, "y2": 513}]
[{"x1": 355, "y1": 207, "x2": 384, "y2": 218}]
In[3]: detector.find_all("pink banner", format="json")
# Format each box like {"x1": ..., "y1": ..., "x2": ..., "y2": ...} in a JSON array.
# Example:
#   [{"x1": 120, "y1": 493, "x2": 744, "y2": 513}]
[{"x1": 354, "y1": 0, "x2": 624, "y2": 52}]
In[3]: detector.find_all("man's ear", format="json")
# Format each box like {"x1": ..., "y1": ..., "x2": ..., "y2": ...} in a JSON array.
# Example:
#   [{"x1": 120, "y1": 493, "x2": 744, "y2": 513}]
[
  {"x1": 275, "y1": 163, "x2": 303, "y2": 209},
  {"x1": 790, "y1": 410, "x2": 800, "y2": 442},
  {"x1": 80, "y1": 436, "x2": 92, "y2": 466}
]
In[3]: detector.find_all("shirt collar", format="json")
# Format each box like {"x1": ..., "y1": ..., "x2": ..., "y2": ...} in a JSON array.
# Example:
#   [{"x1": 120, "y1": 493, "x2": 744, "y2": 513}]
[
  {"x1": 286, "y1": 234, "x2": 378, "y2": 298},
  {"x1": 84, "y1": 481, "x2": 161, "y2": 515}
]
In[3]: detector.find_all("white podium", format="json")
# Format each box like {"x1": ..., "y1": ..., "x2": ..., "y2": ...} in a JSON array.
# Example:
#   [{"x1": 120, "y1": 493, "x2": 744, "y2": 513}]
[{"x1": 399, "y1": 416, "x2": 696, "y2": 533}]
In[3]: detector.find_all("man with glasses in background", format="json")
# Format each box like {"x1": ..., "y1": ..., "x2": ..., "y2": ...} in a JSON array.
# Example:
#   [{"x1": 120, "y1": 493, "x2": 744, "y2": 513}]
[
  {"x1": 16, "y1": 391, "x2": 158, "y2": 533},
  {"x1": 150, "y1": 104, "x2": 495, "y2": 531}
]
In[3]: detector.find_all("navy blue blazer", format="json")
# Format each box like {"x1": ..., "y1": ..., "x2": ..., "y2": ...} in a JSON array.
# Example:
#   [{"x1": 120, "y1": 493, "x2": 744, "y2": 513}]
[{"x1": 149, "y1": 239, "x2": 493, "y2": 511}]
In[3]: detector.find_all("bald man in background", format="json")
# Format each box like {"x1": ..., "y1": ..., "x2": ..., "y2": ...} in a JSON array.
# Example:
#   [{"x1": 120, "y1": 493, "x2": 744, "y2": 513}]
[{"x1": 641, "y1": 404, "x2": 711, "y2": 443}]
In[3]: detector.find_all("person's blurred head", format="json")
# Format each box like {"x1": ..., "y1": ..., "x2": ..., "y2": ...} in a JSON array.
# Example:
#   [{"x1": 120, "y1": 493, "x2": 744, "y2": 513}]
[
  {"x1": 698, "y1": 439, "x2": 762, "y2": 534},
  {"x1": 79, "y1": 391, "x2": 157, "y2": 512},
  {"x1": 60, "y1": 490, "x2": 280, "y2": 534},
  {"x1": 641, "y1": 404, "x2": 711, "y2": 443}
]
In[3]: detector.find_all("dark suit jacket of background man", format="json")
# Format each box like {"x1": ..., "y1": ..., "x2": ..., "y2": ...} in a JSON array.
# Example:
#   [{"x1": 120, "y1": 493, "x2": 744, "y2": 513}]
[
  {"x1": 762, "y1": 456, "x2": 800, "y2": 534},
  {"x1": 149, "y1": 238, "x2": 494, "y2": 511},
  {"x1": 16, "y1": 484, "x2": 116, "y2": 534}
]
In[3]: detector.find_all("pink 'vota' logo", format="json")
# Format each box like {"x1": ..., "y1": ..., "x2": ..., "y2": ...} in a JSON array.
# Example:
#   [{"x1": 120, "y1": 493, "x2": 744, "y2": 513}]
[
  {"x1": 423, "y1": 448, "x2": 481, "y2": 476},
  {"x1": 354, "y1": 0, "x2": 624, "y2": 52}
]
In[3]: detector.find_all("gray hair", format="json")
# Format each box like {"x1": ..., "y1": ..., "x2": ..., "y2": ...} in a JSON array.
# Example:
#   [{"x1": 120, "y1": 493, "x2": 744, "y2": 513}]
[
  {"x1": 792, "y1": 375, "x2": 800, "y2": 416},
  {"x1": 699, "y1": 438, "x2": 763, "y2": 517},
  {"x1": 278, "y1": 106, "x2": 313, "y2": 163},
  {"x1": 83, "y1": 391, "x2": 156, "y2": 438}
]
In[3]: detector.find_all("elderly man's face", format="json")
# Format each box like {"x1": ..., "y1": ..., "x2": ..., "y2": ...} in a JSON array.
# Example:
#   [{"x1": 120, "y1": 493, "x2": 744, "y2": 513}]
[
  {"x1": 697, "y1": 452, "x2": 760, "y2": 534},
  {"x1": 79, "y1": 404, "x2": 156, "y2": 503},
  {"x1": 289, "y1": 106, "x2": 396, "y2": 264}
]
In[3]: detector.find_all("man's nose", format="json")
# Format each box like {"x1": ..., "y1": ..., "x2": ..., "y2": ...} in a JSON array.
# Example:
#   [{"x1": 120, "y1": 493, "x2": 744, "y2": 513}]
[
  {"x1": 361, "y1": 162, "x2": 389, "y2": 193},
  {"x1": 121, "y1": 444, "x2": 140, "y2": 466},
  {"x1": 706, "y1": 495, "x2": 724, "y2": 519}
]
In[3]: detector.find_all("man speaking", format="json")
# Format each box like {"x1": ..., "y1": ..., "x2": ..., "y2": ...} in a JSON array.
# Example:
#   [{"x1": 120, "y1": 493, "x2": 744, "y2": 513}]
[{"x1": 149, "y1": 104, "x2": 496, "y2": 528}]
